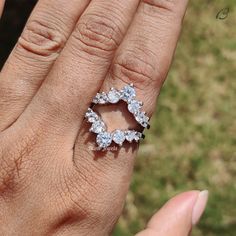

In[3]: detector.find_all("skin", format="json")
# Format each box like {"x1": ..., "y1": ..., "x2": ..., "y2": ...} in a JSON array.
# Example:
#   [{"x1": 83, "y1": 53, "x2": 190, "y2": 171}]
[{"x1": 0, "y1": 0, "x2": 205, "y2": 235}]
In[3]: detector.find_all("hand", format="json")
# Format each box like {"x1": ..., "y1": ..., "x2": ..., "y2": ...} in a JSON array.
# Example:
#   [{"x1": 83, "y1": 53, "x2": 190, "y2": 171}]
[{"x1": 0, "y1": 0, "x2": 208, "y2": 235}]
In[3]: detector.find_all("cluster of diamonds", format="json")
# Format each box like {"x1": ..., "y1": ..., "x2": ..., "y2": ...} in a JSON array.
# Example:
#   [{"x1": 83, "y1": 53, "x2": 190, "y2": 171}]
[{"x1": 85, "y1": 84, "x2": 150, "y2": 149}]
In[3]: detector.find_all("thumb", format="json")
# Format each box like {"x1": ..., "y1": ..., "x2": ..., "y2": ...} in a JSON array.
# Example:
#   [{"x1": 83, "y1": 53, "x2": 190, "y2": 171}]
[
  {"x1": 136, "y1": 190, "x2": 208, "y2": 236},
  {"x1": 0, "y1": 0, "x2": 5, "y2": 19}
]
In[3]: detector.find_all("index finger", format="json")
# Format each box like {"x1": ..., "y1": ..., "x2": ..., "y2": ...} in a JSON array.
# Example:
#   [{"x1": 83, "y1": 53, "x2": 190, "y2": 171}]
[{"x1": 0, "y1": 0, "x2": 5, "y2": 18}]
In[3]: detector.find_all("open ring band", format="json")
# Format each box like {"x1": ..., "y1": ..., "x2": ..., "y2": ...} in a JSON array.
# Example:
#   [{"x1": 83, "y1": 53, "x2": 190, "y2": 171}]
[{"x1": 85, "y1": 84, "x2": 150, "y2": 150}]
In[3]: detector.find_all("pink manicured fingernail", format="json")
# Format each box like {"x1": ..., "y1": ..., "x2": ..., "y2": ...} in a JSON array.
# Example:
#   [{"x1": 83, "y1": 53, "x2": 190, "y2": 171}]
[{"x1": 192, "y1": 190, "x2": 209, "y2": 225}]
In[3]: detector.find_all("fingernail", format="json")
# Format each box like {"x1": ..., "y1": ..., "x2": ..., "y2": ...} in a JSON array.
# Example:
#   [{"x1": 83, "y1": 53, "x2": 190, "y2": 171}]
[{"x1": 192, "y1": 190, "x2": 209, "y2": 225}]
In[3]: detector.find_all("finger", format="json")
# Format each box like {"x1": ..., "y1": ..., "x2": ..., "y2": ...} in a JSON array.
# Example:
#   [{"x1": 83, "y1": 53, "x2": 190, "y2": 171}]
[
  {"x1": 105, "y1": 0, "x2": 190, "y2": 119},
  {"x1": 0, "y1": 0, "x2": 90, "y2": 131},
  {"x1": 77, "y1": 0, "x2": 190, "y2": 150},
  {"x1": 73, "y1": 0, "x2": 189, "y2": 219},
  {"x1": 136, "y1": 191, "x2": 209, "y2": 236},
  {"x1": 17, "y1": 0, "x2": 140, "y2": 141},
  {"x1": 0, "y1": 0, "x2": 5, "y2": 18}
]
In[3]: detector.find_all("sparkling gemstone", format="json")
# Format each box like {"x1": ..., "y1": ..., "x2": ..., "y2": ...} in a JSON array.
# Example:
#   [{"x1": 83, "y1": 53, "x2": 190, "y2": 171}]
[
  {"x1": 128, "y1": 100, "x2": 141, "y2": 114},
  {"x1": 90, "y1": 120, "x2": 106, "y2": 133},
  {"x1": 88, "y1": 116, "x2": 96, "y2": 123},
  {"x1": 112, "y1": 130, "x2": 126, "y2": 145},
  {"x1": 107, "y1": 89, "x2": 120, "y2": 104},
  {"x1": 93, "y1": 92, "x2": 108, "y2": 104},
  {"x1": 134, "y1": 132, "x2": 142, "y2": 141},
  {"x1": 85, "y1": 108, "x2": 93, "y2": 117},
  {"x1": 92, "y1": 94, "x2": 100, "y2": 104},
  {"x1": 125, "y1": 130, "x2": 142, "y2": 142},
  {"x1": 135, "y1": 112, "x2": 149, "y2": 128},
  {"x1": 121, "y1": 84, "x2": 136, "y2": 101},
  {"x1": 125, "y1": 131, "x2": 136, "y2": 142},
  {"x1": 96, "y1": 132, "x2": 112, "y2": 149},
  {"x1": 85, "y1": 108, "x2": 99, "y2": 123}
]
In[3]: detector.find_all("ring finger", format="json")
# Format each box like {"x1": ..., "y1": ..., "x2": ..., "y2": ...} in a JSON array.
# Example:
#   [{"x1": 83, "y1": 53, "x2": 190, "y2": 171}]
[
  {"x1": 77, "y1": 0, "x2": 189, "y2": 154},
  {"x1": 74, "y1": 0, "x2": 189, "y2": 221}
]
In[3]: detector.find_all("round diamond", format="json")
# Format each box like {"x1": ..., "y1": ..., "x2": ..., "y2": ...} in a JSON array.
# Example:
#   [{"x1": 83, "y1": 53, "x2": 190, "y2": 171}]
[
  {"x1": 92, "y1": 94, "x2": 100, "y2": 104},
  {"x1": 112, "y1": 130, "x2": 126, "y2": 145},
  {"x1": 96, "y1": 132, "x2": 112, "y2": 149},
  {"x1": 90, "y1": 120, "x2": 106, "y2": 134},
  {"x1": 128, "y1": 100, "x2": 141, "y2": 114},
  {"x1": 121, "y1": 84, "x2": 136, "y2": 101},
  {"x1": 125, "y1": 131, "x2": 136, "y2": 142},
  {"x1": 107, "y1": 89, "x2": 120, "y2": 104},
  {"x1": 93, "y1": 92, "x2": 108, "y2": 104},
  {"x1": 85, "y1": 108, "x2": 94, "y2": 117},
  {"x1": 85, "y1": 108, "x2": 99, "y2": 123},
  {"x1": 88, "y1": 116, "x2": 96, "y2": 123},
  {"x1": 135, "y1": 112, "x2": 149, "y2": 128},
  {"x1": 125, "y1": 130, "x2": 142, "y2": 143},
  {"x1": 134, "y1": 132, "x2": 142, "y2": 141}
]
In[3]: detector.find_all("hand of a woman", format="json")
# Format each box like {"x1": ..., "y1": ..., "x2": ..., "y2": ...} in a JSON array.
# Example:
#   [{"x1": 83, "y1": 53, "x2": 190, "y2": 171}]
[{"x1": 0, "y1": 0, "x2": 208, "y2": 235}]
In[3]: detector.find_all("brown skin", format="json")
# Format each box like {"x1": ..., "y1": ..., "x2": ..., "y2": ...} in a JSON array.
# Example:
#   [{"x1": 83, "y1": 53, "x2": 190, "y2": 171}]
[{"x1": 0, "y1": 0, "x2": 197, "y2": 235}]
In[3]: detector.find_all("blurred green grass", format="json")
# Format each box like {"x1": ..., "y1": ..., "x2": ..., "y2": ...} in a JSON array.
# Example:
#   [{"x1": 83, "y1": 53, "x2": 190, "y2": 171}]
[{"x1": 114, "y1": 1, "x2": 236, "y2": 235}]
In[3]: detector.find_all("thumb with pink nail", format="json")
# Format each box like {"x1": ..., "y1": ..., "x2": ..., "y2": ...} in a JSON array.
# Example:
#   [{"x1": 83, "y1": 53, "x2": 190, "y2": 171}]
[{"x1": 136, "y1": 190, "x2": 209, "y2": 236}]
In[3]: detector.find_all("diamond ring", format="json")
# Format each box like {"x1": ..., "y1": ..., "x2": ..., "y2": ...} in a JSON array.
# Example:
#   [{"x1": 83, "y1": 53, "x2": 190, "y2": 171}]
[{"x1": 85, "y1": 84, "x2": 150, "y2": 149}]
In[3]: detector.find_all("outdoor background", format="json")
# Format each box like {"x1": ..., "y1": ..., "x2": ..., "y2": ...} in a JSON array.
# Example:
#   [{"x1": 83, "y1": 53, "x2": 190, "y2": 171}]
[{"x1": 0, "y1": 1, "x2": 235, "y2": 236}]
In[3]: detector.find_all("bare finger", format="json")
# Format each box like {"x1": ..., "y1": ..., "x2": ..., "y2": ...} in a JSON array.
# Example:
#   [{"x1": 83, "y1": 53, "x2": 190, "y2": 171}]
[{"x1": 0, "y1": 0, "x2": 90, "y2": 131}]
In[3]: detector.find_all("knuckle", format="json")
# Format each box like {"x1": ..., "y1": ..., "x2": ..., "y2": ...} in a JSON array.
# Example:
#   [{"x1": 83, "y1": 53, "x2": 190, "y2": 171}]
[
  {"x1": 142, "y1": 0, "x2": 184, "y2": 24},
  {"x1": 143, "y1": 0, "x2": 175, "y2": 10},
  {"x1": 72, "y1": 13, "x2": 121, "y2": 57},
  {"x1": 17, "y1": 19, "x2": 66, "y2": 57},
  {"x1": 112, "y1": 49, "x2": 159, "y2": 89}
]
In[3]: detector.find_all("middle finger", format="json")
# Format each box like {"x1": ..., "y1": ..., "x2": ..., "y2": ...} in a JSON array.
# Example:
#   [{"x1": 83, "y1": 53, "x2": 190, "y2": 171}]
[{"x1": 15, "y1": 0, "x2": 140, "y2": 145}]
